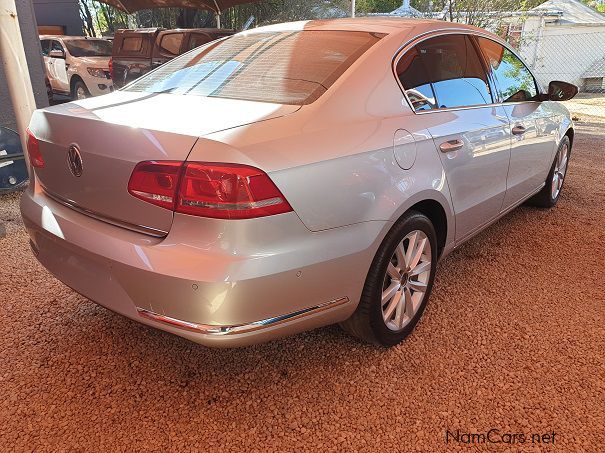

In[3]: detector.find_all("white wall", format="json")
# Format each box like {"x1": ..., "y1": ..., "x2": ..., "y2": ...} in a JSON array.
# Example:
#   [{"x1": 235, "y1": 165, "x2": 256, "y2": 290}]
[
  {"x1": 520, "y1": 23, "x2": 605, "y2": 90},
  {"x1": 0, "y1": 0, "x2": 49, "y2": 131}
]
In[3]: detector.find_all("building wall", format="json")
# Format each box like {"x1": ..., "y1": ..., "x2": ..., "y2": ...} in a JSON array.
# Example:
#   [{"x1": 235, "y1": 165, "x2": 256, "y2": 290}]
[
  {"x1": 0, "y1": 0, "x2": 49, "y2": 132},
  {"x1": 32, "y1": 0, "x2": 83, "y2": 36},
  {"x1": 518, "y1": 21, "x2": 605, "y2": 90},
  {"x1": 534, "y1": 24, "x2": 605, "y2": 88},
  {"x1": 516, "y1": 16, "x2": 545, "y2": 70}
]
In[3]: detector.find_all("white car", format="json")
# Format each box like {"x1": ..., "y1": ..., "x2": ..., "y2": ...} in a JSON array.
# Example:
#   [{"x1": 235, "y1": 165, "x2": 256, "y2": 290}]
[{"x1": 40, "y1": 36, "x2": 114, "y2": 100}]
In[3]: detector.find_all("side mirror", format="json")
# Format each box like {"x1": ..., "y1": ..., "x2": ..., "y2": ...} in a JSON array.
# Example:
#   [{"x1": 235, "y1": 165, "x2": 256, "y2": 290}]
[
  {"x1": 49, "y1": 49, "x2": 65, "y2": 59},
  {"x1": 548, "y1": 81, "x2": 578, "y2": 101}
]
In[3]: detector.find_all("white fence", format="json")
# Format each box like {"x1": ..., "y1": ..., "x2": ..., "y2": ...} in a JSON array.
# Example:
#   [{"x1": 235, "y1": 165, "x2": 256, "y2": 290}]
[{"x1": 516, "y1": 29, "x2": 605, "y2": 118}]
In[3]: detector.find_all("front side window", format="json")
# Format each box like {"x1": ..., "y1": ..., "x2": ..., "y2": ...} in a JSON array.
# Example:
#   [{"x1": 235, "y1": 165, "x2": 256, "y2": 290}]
[
  {"x1": 397, "y1": 34, "x2": 492, "y2": 111},
  {"x1": 125, "y1": 30, "x2": 384, "y2": 105},
  {"x1": 475, "y1": 37, "x2": 538, "y2": 103}
]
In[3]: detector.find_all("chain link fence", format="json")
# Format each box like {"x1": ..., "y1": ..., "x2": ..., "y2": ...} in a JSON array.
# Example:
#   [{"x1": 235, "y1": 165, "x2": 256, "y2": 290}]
[{"x1": 514, "y1": 29, "x2": 605, "y2": 120}]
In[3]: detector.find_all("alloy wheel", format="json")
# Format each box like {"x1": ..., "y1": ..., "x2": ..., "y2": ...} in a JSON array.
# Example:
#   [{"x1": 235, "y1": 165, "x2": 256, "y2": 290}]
[
  {"x1": 551, "y1": 143, "x2": 569, "y2": 200},
  {"x1": 76, "y1": 86, "x2": 87, "y2": 100},
  {"x1": 381, "y1": 230, "x2": 432, "y2": 331}
]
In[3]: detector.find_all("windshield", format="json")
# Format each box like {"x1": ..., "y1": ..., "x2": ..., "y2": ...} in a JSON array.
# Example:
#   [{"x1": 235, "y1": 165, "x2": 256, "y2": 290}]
[
  {"x1": 125, "y1": 30, "x2": 384, "y2": 105},
  {"x1": 65, "y1": 39, "x2": 112, "y2": 57}
]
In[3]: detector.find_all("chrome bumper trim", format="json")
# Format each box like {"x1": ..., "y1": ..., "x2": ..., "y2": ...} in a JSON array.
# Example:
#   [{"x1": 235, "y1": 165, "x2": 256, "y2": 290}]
[
  {"x1": 42, "y1": 187, "x2": 168, "y2": 238},
  {"x1": 136, "y1": 296, "x2": 350, "y2": 336}
]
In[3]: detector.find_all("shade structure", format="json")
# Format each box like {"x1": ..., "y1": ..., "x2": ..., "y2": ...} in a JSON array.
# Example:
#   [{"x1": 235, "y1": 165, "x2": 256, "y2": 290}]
[{"x1": 99, "y1": 0, "x2": 252, "y2": 15}]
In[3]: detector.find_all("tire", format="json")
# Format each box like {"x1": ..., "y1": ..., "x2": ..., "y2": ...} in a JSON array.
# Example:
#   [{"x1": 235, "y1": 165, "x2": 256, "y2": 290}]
[
  {"x1": 527, "y1": 136, "x2": 571, "y2": 208},
  {"x1": 72, "y1": 79, "x2": 90, "y2": 100},
  {"x1": 340, "y1": 211, "x2": 438, "y2": 347}
]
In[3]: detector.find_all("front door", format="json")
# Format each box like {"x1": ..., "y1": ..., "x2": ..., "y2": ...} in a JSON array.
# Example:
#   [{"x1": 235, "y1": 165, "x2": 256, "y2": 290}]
[
  {"x1": 396, "y1": 33, "x2": 511, "y2": 242},
  {"x1": 40, "y1": 39, "x2": 54, "y2": 89},
  {"x1": 49, "y1": 40, "x2": 69, "y2": 93},
  {"x1": 475, "y1": 37, "x2": 558, "y2": 210}
]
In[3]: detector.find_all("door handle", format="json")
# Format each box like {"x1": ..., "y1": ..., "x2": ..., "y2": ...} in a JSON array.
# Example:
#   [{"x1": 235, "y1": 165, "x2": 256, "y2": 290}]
[
  {"x1": 439, "y1": 139, "x2": 464, "y2": 153},
  {"x1": 512, "y1": 125, "x2": 526, "y2": 135}
]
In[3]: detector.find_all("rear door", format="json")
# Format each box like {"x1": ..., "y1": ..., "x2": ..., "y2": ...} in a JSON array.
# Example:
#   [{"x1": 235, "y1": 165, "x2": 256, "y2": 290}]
[
  {"x1": 475, "y1": 37, "x2": 558, "y2": 210},
  {"x1": 396, "y1": 33, "x2": 511, "y2": 241}
]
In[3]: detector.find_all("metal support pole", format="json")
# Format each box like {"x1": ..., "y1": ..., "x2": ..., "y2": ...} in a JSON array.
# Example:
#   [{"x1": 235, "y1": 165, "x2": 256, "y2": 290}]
[
  {"x1": 0, "y1": 0, "x2": 36, "y2": 172},
  {"x1": 351, "y1": 0, "x2": 355, "y2": 17},
  {"x1": 212, "y1": 0, "x2": 221, "y2": 28}
]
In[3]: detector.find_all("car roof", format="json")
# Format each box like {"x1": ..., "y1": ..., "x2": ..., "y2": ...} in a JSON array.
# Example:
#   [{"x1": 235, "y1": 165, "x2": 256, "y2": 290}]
[{"x1": 247, "y1": 17, "x2": 488, "y2": 36}]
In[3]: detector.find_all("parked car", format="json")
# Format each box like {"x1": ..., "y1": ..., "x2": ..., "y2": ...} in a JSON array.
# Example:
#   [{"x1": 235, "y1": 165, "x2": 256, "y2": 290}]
[
  {"x1": 22, "y1": 19, "x2": 577, "y2": 348},
  {"x1": 110, "y1": 28, "x2": 234, "y2": 88},
  {"x1": 40, "y1": 35, "x2": 113, "y2": 100}
]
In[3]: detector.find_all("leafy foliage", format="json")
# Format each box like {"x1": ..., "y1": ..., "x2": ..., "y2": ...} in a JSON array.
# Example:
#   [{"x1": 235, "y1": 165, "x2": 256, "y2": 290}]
[{"x1": 78, "y1": 0, "x2": 597, "y2": 36}]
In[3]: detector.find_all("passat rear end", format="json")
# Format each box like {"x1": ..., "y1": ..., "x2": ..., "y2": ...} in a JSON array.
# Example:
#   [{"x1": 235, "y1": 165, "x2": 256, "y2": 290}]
[{"x1": 20, "y1": 27, "x2": 387, "y2": 346}]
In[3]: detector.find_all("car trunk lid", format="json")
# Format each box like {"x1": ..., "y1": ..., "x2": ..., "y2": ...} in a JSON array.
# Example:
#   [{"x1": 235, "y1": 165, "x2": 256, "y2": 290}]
[{"x1": 29, "y1": 91, "x2": 300, "y2": 234}]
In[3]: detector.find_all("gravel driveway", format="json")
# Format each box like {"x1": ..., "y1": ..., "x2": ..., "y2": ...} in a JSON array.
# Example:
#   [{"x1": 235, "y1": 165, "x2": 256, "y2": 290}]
[{"x1": 1, "y1": 121, "x2": 604, "y2": 452}]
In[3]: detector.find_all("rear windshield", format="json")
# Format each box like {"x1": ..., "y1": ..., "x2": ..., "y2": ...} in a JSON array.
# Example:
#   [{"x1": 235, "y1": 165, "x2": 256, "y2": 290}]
[
  {"x1": 124, "y1": 30, "x2": 384, "y2": 105},
  {"x1": 65, "y1": 39, "x2": 112, "y2": 57}
]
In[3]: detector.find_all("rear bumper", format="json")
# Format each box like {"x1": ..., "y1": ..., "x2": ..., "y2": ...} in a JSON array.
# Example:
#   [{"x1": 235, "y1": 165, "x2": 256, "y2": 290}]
[{"x1": 20, "y1": 186, "x2": 386, "y2": 347}]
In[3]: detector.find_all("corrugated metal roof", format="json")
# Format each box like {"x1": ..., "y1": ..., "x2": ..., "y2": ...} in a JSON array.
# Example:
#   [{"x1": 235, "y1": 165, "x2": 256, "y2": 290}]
[{"x1": 531, "y1": 0, "x2": 605, "y2": 24}]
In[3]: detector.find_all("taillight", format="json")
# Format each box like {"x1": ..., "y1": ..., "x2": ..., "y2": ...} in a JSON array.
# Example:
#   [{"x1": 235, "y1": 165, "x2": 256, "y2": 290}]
[
  {"x1": 26, "y1": 128, "x2": 44, "y2": 168},
  {"x1": 127, "y1": 161, "x2": 182, "y2": 210},
  {"x1": 127, "y1": 161, "x2": 292, "y2": 219},
  {"x1": 177, "y1": 162, "x2": 292, "y2": 219}
]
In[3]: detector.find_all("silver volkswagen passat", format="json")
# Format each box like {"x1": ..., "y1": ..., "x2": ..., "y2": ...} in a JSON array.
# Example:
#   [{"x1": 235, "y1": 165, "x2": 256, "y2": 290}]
[{"x1": 21, "y1": 18, "x2": 577, "y2": 347}]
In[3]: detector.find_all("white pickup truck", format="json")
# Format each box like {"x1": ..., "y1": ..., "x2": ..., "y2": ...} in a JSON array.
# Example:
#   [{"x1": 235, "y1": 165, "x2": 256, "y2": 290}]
[{"x1": 40, "y1": 35, "x2": 114, "y2": 101}]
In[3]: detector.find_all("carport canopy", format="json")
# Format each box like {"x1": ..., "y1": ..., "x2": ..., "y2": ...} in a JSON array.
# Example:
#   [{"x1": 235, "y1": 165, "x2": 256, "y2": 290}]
[{"x1": 97, "y1": 0, "x2": 260, "y2": 26}]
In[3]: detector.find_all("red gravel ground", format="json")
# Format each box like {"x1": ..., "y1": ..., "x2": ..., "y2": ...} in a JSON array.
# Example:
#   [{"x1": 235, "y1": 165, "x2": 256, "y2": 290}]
[{"x1": 1, "y1": 121, "x2": 604, "y2": 452}]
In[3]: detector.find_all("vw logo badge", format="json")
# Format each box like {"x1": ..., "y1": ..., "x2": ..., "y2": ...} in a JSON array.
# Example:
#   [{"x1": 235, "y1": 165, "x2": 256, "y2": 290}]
[{"x1": 67, "y1": 144, "x2": 83, "y2": 177}]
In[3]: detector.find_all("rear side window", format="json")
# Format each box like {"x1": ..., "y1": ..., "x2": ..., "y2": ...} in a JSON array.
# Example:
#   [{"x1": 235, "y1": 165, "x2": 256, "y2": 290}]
[
  {"x1": 125, "y1": 30, "x2": 384, "y2": 105},
  {"x1": 122, "y1": 37, "x2": 143, "y2": 52},
  {"x1": 397, "y1": 34, "x2": 492, "y2": 111},
  {"x1": 475, "y1": 37, "x2": 538, "y2": 103},
  {"x1": 159, "y1": 33, "x2": 185, "y2": 55}
]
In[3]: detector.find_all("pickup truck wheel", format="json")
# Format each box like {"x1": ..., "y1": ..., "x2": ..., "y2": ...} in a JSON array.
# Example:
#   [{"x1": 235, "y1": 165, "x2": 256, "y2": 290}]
[{"x1": 72, "y1": 80, "x2": 90, "y2": 100}]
